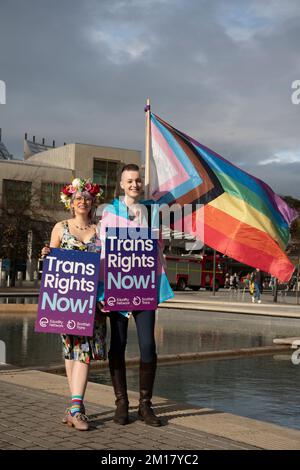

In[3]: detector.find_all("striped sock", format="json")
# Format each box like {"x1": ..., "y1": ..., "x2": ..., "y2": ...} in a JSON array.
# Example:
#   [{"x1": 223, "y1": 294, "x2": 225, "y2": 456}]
[{"x1": 70, "y1": 395, "x2": 83, "y2": 416}]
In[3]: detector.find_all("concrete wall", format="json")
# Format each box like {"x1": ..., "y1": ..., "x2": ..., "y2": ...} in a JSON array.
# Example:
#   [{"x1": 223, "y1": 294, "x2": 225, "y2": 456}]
[
  {"x1": 26, "y1": 143, "x2": 75, "y2": 169},
  {"x1": 0, "y1": 159, "x2": 72, "y2": 219},
  {"x1": 73, "y1": 143, "x2": 141, "y2": 179},
  {"x1": 26, "y1": 143, "x2": 141, "y2": 177}
]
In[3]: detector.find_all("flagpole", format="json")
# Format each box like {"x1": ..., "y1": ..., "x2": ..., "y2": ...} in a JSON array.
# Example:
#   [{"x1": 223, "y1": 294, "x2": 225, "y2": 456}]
[
  {"x1": 296, "y1": 256, "x2": 300, "y2": 305},
  {"x1": 212, "y1": 249, "x2": 216, "y2": 296},
  {"x1": 144, "y1": 97, "x2": 151, "y2": 199}
]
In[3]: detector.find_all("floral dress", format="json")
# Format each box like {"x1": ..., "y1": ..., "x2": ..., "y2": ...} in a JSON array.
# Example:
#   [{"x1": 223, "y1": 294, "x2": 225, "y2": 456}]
[{"x1": 60, "y1": 221, "x2": 106, "y2": 364}]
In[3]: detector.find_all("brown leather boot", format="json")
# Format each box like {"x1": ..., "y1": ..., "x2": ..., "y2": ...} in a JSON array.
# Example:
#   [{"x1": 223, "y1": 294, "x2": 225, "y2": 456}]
[
  {"x1": 109, "y1": 353, "x2": 129, "y2": 425},
  {"x1": 138, "y1": 356, "x2": 161, "y2": 427}
]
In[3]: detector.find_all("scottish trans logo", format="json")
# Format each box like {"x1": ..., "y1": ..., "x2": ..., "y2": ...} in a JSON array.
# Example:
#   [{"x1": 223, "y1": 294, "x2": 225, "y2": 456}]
[{"x1": 0, "y1": 80, "x2": 6, "y2": 104}]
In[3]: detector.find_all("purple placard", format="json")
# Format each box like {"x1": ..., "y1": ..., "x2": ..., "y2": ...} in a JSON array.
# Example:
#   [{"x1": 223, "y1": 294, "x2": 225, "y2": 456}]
[
  {"x1": 35, "y1": 248, "x2": 100, "y2": 336},
  {"x1": 105, "y1": 228, "x2": 157, "y2": 311}
]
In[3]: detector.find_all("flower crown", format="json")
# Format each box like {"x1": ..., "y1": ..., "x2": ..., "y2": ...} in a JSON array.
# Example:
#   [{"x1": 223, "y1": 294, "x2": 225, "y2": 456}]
[{"x1": 60, "y1": 178, "x2": 103, "y2": 209}]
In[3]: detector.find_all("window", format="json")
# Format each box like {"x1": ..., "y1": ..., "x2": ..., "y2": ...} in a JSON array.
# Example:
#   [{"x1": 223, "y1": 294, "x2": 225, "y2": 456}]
[
  {"x1": 93, "y1": 160, "x2": 119, "y2": 202},
  {"x1": 3, "y1": 179, "x2": 31, "y2": 209},
  {"x1": 41, "y1": 182, "x2": 64, "y2": 208}
]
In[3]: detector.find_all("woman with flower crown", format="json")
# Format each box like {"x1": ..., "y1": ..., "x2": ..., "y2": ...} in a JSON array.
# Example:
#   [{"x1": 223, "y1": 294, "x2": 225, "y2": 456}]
[{"x1": 41, "y1": 177, "x2": 106, "y2": 431}]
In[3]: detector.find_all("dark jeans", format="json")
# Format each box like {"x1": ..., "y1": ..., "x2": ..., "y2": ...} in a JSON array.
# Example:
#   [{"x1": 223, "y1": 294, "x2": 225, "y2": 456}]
[
  {"x1": 254, "y1": 282, "x2": 261, "y2": 301},
  {"x1": 109, "y1": 310, "x2": 156, "y2": 363}
]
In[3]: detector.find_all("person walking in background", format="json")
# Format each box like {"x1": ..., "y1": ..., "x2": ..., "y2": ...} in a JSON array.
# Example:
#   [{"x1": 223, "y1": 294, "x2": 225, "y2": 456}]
[
  {"x1": 224, "y1": 273, "x2": 230, "y2": 289},
  {"x1": 269, "y1": 276, "x2": 276, "y2": 295},
  {"x1": 243, "y1": 273, "x2": 251, "y2": 291},
  {"x1": 41, "y1": 178, "x2": 106, "y2": 431},
  {"x1": 233, "y1": 273, "x2": 239, "y2": 290},
  {"x1": 251, "y1": 268, "x2": 263, "y2": 304}
]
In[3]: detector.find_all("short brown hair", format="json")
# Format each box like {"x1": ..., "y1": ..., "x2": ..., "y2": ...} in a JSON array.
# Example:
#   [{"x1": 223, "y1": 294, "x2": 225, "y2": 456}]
[{"x1": 121, "y1": 163, "x2": 140, "y2": 174}]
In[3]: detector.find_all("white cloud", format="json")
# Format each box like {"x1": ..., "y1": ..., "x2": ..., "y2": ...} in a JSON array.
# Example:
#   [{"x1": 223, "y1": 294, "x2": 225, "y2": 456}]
[
  {"x1": 259, "y1": 151, "x2": 300, "y2": 165},
  {"x1": 88, "y1": 26, "x2": 150, "y2": 64},
  {"x1": 217, "y1": 0, "x2": 300, "y2": 43},
  {"x1": 217, "y1": 4, "x2": 270, "y2": 42},
  {"x1": 259, "y1": 157, "x2": 281, "y2": 165},
  {"x1": 107, "y1": 0, "x2": 170, "y2": 13},
  {"x1": 251, "y1": 0, "x2": 300, "y2": 23}
]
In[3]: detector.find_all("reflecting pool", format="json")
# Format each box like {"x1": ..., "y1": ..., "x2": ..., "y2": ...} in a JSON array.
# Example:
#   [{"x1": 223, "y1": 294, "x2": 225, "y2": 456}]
[
  {"x1": 90, "y1": 354, "x2": 300, "y2": 431},
  {"x1": 0, "y1": 309, "x2": 299, "y2": 367}
]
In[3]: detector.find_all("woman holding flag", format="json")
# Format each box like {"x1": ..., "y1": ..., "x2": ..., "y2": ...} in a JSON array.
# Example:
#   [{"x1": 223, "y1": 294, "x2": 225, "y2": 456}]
[
  {"x1": 41, "y1": 178, "x2": 106, "y2": 431},
  {"x1": 99, "y1": 164, "x2": 174, "y2": 427}
]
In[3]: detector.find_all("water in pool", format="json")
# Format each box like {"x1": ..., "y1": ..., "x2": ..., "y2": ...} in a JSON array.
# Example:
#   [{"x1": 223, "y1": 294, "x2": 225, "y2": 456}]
[
  {"x1": 0, "y1": 309, "x2": 299, "y2": 367},
  {"x1": 90, "y1": 354, "x2": 300, "y2": 431},
  {"x1": 1, "y1": 308, "x2": 300, "y2": 430}
]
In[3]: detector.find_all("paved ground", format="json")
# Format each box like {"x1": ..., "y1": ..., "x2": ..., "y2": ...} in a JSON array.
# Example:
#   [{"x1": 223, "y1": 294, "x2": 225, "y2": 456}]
[
  {"x1": 1, "y1": 370, "x2": 300, "y2": 450},
  {"x1": 161, "y1": 291, "x2": 300, "y2": 319},
  {"x1": 1, "y1": 287, "x2": 300, "y2": 451},
  {"x1": 0, "y1": 379, "x2": 256, "y2": 451}
]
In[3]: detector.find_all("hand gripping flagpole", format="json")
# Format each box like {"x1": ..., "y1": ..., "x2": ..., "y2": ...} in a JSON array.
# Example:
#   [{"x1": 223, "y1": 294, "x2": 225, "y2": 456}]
[{"x1": 144, "y1": 98, "x2": 151, "y2": 199}]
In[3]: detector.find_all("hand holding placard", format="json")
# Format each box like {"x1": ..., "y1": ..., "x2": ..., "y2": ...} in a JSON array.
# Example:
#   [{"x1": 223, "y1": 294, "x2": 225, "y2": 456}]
[
  {"x1": 105, "y1": 228, "x2": 157, "y2": 311},
  {"x1": 35, "y1": 248, "x2": 100, "y2": 336}
]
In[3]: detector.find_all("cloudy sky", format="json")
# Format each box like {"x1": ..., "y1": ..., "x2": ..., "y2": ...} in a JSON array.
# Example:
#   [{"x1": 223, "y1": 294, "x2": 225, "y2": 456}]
[{"x1": 1, "y1": 0, "x2": 300, "y2": 197}]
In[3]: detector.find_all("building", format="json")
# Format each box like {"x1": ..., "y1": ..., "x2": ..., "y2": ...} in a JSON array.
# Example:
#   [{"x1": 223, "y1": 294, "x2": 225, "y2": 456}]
[{"x1": 0, "y1": 132, "x2": 141, "y2": 282}]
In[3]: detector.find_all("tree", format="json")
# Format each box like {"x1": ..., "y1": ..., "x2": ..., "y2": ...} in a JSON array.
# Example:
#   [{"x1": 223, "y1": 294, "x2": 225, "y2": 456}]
[
  {"x1": 0, "y1": 181, "x2": 56, "y2": 286},
  {"x1": 281, "y1": 196, "x2": 300, "y2": 260}
]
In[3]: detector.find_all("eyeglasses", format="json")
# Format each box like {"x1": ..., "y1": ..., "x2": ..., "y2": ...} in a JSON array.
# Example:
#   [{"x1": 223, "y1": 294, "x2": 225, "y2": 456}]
[{"x1": 74, "y1": 196, "x2": 92, "y2": 203}]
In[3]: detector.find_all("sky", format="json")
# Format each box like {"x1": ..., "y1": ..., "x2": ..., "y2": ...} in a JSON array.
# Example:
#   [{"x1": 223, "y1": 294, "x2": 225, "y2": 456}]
[{"x1": 0, "y1": 0, "x2": 300, "y2": 197}]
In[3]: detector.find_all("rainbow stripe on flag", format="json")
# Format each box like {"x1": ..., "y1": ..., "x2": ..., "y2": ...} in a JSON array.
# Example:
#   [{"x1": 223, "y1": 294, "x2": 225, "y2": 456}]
[{"x1": 150, "y1": 113, "x2": 298, "y2": 282}]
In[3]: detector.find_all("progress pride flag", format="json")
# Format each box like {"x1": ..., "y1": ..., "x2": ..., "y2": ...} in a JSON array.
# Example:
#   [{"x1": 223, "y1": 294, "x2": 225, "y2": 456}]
[{"x1": 35, "y1": 248, "x2": 100, "y2": 336}]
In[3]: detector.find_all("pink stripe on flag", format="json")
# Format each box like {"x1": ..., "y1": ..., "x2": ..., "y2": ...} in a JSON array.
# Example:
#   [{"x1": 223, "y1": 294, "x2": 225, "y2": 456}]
[{"x1": 151, "y1": 120, "x2": 190, "y2": 193}]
